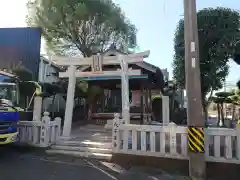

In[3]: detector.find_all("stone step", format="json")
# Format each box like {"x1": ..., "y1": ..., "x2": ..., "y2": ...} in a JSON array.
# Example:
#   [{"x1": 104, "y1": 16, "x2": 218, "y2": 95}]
[
  {"x1": 76, "y1": 128, "x2": 108, "y2": 133},
  {"x1": 71, "y1": 136, "x2": 113, "y2": 142},
  {"x1": 56, "y1": 140, "x2": 112, "y2": 149},
  {"x1": 51, "y1": 145, "x2": 112, "y2": 154},
  {"x1": 78, "y1": 125, "x2": 107, "y2": 133},
  {"x1": 71, "y1": 132, "x2": 112, "y2": 138},
  {"x1": 46, "y1": 149, "x2": 112, "y2": 161}
]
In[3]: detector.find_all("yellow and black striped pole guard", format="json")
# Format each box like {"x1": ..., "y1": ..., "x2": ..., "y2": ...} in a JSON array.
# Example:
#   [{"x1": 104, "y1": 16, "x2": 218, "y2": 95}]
[{"x1": 187, "y1": 126, "x2": 205, "y2": 153}]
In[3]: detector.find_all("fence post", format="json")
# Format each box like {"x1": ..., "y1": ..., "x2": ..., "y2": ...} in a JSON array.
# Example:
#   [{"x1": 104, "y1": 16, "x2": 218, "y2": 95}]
[
  {"x1": 32, "y1": 96, "x2": 42, "y2": 144},
  {"x1": 168, "y1": 122, "x2": 177, "y2": 154},
  {"x1": 32, "y1": 121, "x2": 39, "y2": 144},
  {"x1": 236, "y1": 124, "x2": 240, "y2": 160},
  {"x1": 112, "y1": 113, "x2": 121, "y2": 152},
  {"x1": 143, "y1": 114, "x2": 149, "y2": 125},
  {"x1": 54, "y1": 117, "x2": 62, "y2": 140},
  {"x1": 40, "y1": 112, "x2": 51, "y2": 147},
  {"x1": 33, "y1": 96, "x2": 42, "y2": 122}
]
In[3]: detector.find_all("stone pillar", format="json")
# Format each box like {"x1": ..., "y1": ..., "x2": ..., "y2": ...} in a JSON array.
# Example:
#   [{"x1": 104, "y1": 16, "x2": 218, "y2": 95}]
[
  {"x1": 119, "y1": 55, "x2": 130, "y2": 124},
  {"x1": 236, "y1": 123, "x2": 240, "y2": 160},
  {"x1": 32, "y1": 96, "x2": 43, "y2": 144},
  {"x1": 33, "y1": 96, "x2": 42, "y2": 121},
  {"x1": 112, "y1": 113, "x2": 121, "y2": 152},
  {"x1": 62, "y1": 65, "x2": 76, "y2": 138},
  {"x1": 162, "y1": 96, "x2": 170, "y2": 125},
  {"x1": 40, "y1": 112, "x2": 51, "y2": 147}
]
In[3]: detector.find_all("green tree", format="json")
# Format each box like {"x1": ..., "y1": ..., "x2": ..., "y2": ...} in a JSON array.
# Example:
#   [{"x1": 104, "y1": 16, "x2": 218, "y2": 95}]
[
  {"x1": 27, "y1": 0, "x2": 137, "y2": 120},
  {"x1": 27, "y1": 0, "x2": 137, "y2": 55},
  {"x1": 230, "y1": 90, "x2": 240, "y2": 121},
  {"x1": 173, "y1": 7, "x2": 240, "y2": 118},
  {"x1": 12, "y1": 67, "x2": 33, "y2": 81},
  {"x1": 211, "y1": 91, "x2": 234, "y2": 127}
]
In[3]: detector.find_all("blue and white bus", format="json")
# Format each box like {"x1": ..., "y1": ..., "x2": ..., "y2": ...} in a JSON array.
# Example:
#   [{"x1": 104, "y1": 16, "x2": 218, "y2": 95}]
[{"x1": 0, "y1": 71, "x2": 22, "y2": 144}]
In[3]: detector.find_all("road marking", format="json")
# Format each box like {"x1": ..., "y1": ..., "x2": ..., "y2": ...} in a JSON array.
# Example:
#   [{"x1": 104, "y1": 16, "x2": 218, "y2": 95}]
[
  {"x1": 149, "y1": 176, "x2": 159, "y2": 180},
  {"x1": 84, "y1": 159, "x2": 118, "y2": 180}
]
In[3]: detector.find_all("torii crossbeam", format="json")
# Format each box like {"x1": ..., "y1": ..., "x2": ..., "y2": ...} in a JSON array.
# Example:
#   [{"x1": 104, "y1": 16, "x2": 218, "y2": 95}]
[{"x1": 51, "y1": 51, "x2": 150, "y2": 138}]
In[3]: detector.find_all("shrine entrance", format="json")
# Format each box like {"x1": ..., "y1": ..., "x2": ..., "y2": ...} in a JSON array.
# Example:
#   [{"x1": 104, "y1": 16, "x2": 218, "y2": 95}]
[
  {"x1": 51, "y1": 49, "x2": 157, "y2": 138},
  {"x1": 47, "y1": 49, "x2": 168, "y2": 159}
]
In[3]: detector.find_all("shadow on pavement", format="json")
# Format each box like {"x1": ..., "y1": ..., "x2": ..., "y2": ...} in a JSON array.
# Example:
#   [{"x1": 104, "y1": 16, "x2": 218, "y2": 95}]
[
  {"x1": 112, "y1": 153, "x2": 240, "y2": 180},
  {"x1": 0, "y1": 145, "x2": 118, "y2": 180},
  {"x1": 1, "y1": 145, "x2": 238, "y2": 180}
]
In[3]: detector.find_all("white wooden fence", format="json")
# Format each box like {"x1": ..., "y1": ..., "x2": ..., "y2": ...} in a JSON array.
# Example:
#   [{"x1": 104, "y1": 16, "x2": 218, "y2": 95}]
[
  {"x1": 112, "y1": 113, "x2": 240, "y2": 164},
  {"x1": 17, "y1": 112, "x2": 61, "y2": 147}
]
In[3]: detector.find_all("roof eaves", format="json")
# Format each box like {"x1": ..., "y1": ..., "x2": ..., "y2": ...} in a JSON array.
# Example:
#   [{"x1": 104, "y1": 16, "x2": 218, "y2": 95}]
[{"x1": 40, "y1": 56, "x2": 64, "y2": 71}]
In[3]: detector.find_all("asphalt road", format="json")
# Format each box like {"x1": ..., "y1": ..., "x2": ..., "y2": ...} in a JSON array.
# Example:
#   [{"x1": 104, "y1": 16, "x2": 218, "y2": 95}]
[
  {"x1": 2, "y1": 144, "x2": 240, "y2": 180},
  {"x1": 0, "y1": 145, "x2": 120, "y2": 180},
  {"x1": 0, "y1": 145, "x2": 167, "y2": 180}
]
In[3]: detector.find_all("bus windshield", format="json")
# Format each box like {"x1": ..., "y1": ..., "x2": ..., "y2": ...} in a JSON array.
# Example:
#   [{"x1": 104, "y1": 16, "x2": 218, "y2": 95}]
[{"x1": 0, "y1": 83, "x2": 18, "y2": 105}]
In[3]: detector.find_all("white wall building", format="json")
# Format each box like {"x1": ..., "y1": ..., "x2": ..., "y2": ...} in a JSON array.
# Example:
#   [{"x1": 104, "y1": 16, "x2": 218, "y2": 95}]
[
  {"x1": 38, "y1": 56, "x2": 62, "y2": 83},
  {"x1": 38, "y1": 56, "x2": 66, "y2": 112}
]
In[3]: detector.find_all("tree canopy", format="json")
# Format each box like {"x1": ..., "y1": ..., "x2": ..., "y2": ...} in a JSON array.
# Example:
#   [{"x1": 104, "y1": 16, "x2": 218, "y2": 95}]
[
  {"x1": 27, "y1": 0, "x2": 137, "y2": 56},
  {"x1": 12, "y1": 67, "x2": 33, "y2": 81},
  {"x1": 173, "y1": 8, "x2": 240, "y2": 108},
  {"x1": 26, "y1": 0, "x2": 137, "y2": 119}
]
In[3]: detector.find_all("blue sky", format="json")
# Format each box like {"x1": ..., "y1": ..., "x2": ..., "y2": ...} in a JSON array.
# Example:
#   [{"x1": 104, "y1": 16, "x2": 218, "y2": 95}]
[
  {"x1": 0, "y1": 0, "x2": 239, "y2": 85},
  {"x1": 114, "y1": 0, "x2": 239, "y2": 85}
]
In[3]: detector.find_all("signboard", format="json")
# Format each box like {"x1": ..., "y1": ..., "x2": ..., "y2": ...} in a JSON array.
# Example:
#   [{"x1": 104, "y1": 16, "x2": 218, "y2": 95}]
[{"x1": 91, "y1": 54, "x2": 103, "y2": 73}]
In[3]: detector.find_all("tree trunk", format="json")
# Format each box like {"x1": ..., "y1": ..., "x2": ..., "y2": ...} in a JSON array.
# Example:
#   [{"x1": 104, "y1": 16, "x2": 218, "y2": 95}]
[
  {"x1": 170, "y1": 90, "x2": 176, "y2": 121},
  {"x1": 201, "y1": 98, "x2": 208, "y2": 125},
  {"x1": 51, "y1": 95, "x2": 56, "y2": 119},
  {"x1": 201, "y1": 90, "x2": 213, "y2": 126},
  {"x1": 83, "y1": 101, "x2": 89, "y2": 121},
  {"x1": 87, "y1": 103, "x2": 92, "y2": 121},
  {"x1": 86, "y1": 91, "x2": 104, "y2": 122},
  {"x1": 220, "y1": 103, "x2": 225, "y2": 126},
  {"x1": 217, "y1": 103, "x2": 221, "y2": 125},
  {"x1": 232, "y1": 104, "x2": 236, "y2": 121},
  {"x1": 202, "y1": 104, "x2": 208, "y2": 124},
  {"x1": 86, "y1": 94, "x2": 93, "y2": 122}
]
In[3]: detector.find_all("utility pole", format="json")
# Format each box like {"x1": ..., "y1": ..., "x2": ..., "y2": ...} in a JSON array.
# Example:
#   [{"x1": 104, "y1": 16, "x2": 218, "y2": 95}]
[{"x1": 184, "y1": 0, "x2": 206, "y2": 179}]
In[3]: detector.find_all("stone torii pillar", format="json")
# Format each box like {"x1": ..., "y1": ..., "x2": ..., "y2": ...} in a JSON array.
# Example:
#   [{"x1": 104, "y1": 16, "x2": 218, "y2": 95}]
[
  {"x1": 51, "y1": 51, "x2": 150, "y2": 137},
  {"x1": 119, "y1": 55, "x2": 130, "y2": 124},
  {"x1": 62, "y1": 65, "x2": 76, "y2": 138}
]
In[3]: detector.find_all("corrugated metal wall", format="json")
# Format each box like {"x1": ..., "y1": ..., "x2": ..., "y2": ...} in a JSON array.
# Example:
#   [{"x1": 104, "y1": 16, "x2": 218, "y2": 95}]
[{"x1": 0, "y1": 27, "x2": 41, "y2": 80}]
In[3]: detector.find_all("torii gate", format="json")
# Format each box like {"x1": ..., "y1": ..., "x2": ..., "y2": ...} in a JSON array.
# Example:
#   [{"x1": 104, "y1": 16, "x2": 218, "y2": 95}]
[{"x1": 51, "y1": 51, "x2": 150, "y2": 138}]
